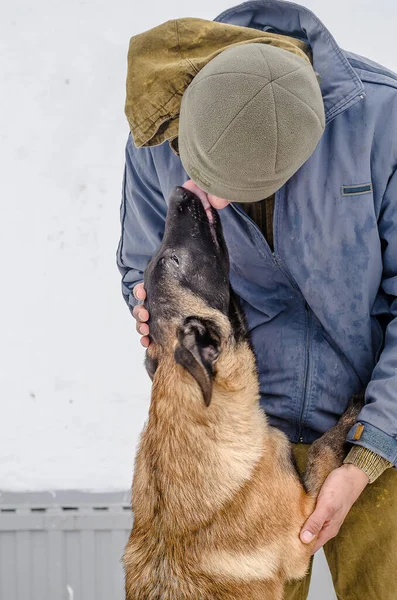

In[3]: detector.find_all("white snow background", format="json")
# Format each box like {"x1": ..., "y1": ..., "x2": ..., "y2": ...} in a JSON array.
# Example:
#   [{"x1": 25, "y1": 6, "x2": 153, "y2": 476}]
[{"x1": 1, "y1": 0, "x2": 396, "y2": 493}]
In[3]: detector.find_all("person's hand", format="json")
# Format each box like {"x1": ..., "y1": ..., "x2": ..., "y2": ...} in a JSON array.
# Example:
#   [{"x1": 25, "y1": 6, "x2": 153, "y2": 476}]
[
  {"x1": 182, "y1": 179, "x2": 231, "y2": 209},
  {"x1": 132, "y1": 283, "x2": 150, "y2": 347},
  {"x1": 300, "y1": 463, "x2": 369, "y2": 553}
]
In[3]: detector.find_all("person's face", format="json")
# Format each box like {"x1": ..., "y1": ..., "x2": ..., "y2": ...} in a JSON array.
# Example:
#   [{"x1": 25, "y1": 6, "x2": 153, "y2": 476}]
[{"x1": 182, "y1": 179, "x2": 231, "y2": 210}]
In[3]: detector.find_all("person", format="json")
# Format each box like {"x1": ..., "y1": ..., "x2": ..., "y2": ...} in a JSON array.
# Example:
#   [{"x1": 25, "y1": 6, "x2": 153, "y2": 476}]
[{"x1": 117, "y1": 1, "x2": 397, "y2": 598}]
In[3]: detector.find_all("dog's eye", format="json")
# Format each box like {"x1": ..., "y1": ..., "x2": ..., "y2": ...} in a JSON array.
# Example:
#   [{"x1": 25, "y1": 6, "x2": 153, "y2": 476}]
[{"x1": 170, "y1": 253, "x2": 180, "y2": 267}]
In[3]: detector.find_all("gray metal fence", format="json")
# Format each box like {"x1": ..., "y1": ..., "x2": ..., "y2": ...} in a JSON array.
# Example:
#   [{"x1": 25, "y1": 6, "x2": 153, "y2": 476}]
[
  {"x1": 0, "y1": 490, "x2": 335, "y2": 600},
  {"x1": 0, "y1": 491, "x2": 132, "y2": 600}
]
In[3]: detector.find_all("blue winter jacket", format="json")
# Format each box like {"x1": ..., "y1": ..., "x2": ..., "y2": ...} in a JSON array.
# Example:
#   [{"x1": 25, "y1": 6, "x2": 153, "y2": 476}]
[{"x1": 117, "y1": 0, "x2": 397, "y2": 465}]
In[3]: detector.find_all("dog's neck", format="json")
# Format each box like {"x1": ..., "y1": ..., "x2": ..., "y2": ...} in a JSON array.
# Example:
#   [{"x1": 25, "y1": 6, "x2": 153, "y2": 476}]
[{"x1": 135, "y1": 339, "x2": 267, "y2": 534}]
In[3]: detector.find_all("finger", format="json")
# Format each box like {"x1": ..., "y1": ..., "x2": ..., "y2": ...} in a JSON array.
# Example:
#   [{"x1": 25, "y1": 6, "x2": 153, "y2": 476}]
[
  {"x1": 137, "y1": 322, "x2": 149, "y2": 336},
  {"x1": 140, "y1": 335, "x2": 150, "y2": 348},
  {"x1": 133, "y1": 283, "x2": 146, "y2": 301},
  {"x1": 300, "y1": 504, "x2": 334, "y2": 544},
  {"x1": 138, "y1": 308, "x2": 149, "y2": 322},
  {"x1": 132, "y1": 306, "x2": 149, "y2": 322},
  {"x1": 136, "y1": 322, "x2": 149, "y2": 336}
]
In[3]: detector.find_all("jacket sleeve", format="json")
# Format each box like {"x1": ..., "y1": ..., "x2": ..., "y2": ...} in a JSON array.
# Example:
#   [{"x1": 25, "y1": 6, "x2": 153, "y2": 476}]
[
  {"x1": 347, "y1": 166, "x2": 397, "y2": 466},
  {"x1": 116, "y1": 134, "x2": 167, "y2": 312}
]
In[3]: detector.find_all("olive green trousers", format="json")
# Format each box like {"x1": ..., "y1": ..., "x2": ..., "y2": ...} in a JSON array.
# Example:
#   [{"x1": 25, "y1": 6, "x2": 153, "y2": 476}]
[{"x1": 284, "y1": 444, "x2": 397, "y2": 600}]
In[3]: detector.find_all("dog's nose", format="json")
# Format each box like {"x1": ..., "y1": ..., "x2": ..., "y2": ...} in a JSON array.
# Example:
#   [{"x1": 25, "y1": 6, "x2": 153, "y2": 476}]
[{"x1": 173, "y1": 185, "x2": 197, "y2": 205}]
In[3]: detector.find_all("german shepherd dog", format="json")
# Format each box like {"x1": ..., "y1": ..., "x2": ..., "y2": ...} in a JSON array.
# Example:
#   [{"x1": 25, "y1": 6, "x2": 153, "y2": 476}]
[{"x1": 123, "y1": 186, "x2": 363, "y2": 600}]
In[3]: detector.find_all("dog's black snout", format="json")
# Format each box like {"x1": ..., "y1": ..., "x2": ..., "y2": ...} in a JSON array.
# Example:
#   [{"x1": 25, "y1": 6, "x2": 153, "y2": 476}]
[{"x1": 173, "y1": 185, "x2": 197, "y2": 206}]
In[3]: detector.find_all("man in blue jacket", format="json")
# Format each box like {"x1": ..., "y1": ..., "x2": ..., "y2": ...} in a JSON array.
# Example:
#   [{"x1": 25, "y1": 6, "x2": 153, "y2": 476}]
[{"x1": 117, "y1": 1, "x2": 397, "y2": 597}]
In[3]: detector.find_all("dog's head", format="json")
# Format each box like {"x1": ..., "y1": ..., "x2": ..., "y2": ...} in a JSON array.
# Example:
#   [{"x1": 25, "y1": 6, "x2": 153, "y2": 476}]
[{"x1": 143, "y1": 186, "x2": 248, "y2": 406}]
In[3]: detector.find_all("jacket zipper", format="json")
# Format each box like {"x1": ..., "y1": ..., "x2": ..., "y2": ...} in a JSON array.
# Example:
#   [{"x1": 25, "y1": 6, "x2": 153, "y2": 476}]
[
  {"x1": 270, "y1": 251, "x2": 300, "y2": 292},
  {"x1": 297, "y1": 301, "x2": 312, "y2": 442}
]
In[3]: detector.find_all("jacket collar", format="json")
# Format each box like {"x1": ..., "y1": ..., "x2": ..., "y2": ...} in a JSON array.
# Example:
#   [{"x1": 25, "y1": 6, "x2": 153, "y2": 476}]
[{"x1": 214, "y1": 0, "x2": 366, "y2": 123}]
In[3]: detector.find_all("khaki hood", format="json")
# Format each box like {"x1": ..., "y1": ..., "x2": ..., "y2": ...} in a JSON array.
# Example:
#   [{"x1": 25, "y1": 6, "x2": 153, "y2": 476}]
[{"x1": 125, "y1": 18, "x2": 312, "y2": 155}]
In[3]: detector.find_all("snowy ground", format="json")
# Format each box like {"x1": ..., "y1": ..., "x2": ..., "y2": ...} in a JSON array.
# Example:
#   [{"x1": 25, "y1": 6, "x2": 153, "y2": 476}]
[{"x1": 1, "y1": 0, "x2": 395, "y2": 493}]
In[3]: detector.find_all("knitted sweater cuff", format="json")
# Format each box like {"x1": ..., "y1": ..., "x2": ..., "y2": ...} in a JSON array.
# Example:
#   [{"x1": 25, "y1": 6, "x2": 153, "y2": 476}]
[{"x1": 343, "y1": 446, "x2": 393, "y2": 484}]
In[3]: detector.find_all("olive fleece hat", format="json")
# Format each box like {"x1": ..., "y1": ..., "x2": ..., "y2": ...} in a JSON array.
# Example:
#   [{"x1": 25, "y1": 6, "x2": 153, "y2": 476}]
[{"x1": 178, "y1": 43, "x2": 325, "y2": 202}]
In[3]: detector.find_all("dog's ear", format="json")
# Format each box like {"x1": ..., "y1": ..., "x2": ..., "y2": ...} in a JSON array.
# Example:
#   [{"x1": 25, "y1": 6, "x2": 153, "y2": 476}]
[{"x1": 174, "y1": 317, "x2": 221, "y2": 406}]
